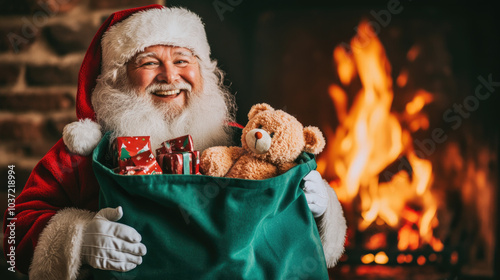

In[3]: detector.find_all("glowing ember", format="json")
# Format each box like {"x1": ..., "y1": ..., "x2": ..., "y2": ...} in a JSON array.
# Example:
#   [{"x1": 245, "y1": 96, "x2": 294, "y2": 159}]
[
  {"x1": 374, "y1": 252, "x2": 389, "y2": 264},
  {"x1": 361, "y1": 253, "x2": 375, "y2": 264},
  {"x1": 405, "y1": 254, "x2": 413, "y2": 263},
  {"x1": 320, "y1": 20, "x2": 442, "y2": 254},
  {"x1": 450, "y1": 251, "x2": 459, "y2": 265},
  {"x1": 365, "y1": 233, "x2": 387, "y2": 250},
  {"x1": 417, "y1": 255, "x2": 426, "y2": 266},
  {"x1": 396, "y1": 254, "x2": 405, "y2": 264}
]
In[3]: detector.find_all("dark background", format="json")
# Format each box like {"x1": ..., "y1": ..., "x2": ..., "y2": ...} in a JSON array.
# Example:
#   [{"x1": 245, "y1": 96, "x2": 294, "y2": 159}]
[{"x1": 167, "y1": 0, "x2": 499, "y2": 132}]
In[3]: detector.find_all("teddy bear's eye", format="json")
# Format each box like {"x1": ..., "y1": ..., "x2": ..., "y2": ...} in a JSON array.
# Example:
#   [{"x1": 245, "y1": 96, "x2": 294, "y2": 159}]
[
  {"x1": 258, "y1": 125, "x2": 263, "y2": 129},
  {"x1": 270, "y1": 132, "x2": 275, "y2": 138}
]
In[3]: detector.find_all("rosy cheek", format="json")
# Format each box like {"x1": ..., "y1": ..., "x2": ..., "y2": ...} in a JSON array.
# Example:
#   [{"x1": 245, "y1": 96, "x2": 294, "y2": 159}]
[
  {"x1": 182, "y1": 67, "x2": 201, "y2": 88},
  {"x1": 129, "y1": 70, "x2": 155, "y2": 91},
  {"x1": 184, "y1": 68, "x2": 198, "y2": 82}
]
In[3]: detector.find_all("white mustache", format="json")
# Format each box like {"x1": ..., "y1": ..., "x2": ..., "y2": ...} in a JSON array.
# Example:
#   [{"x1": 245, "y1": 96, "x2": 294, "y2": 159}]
[{"x1": 146, "y1": 82, "x2": 192, "y2": 95}]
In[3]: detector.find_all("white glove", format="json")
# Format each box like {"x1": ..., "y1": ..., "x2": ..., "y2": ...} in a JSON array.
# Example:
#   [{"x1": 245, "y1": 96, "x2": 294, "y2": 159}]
[
  {"x1": 81, "y1": 206, "x2": 147, "y2": 272},
  {"x1": 302, "y1": 170, "x2": 329, "y2": 218}
]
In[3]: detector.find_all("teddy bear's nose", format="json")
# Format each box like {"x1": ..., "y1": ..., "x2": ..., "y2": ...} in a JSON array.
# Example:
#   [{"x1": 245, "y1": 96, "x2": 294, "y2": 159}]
[{"x1": 255, "y1": 131, "x2": 263, "y2": 139}]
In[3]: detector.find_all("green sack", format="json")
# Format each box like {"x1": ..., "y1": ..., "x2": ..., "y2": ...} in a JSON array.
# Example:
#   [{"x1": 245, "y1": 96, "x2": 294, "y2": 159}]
[{"x1": 92, "y1": 132, "x2": 328, "y2": 279}]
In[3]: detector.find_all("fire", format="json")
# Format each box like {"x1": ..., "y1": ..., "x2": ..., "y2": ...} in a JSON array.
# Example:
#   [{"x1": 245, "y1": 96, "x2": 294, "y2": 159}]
[
  {"x1": 405, "y1": 90, "x2": 433, "y2": 115},
  {"x1": 360, "y1": 252, "x2": 389, "y2": 264},
  {"x1": 319, "y1": 20, "x2": 441, "y2": 253}
]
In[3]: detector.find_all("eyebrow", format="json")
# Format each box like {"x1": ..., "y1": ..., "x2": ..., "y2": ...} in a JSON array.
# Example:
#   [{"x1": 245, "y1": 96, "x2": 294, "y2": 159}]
[
  {"x1": 133, "y1": 50, "x2": 195, "y2": 64},
  {"x1": 172, "y1": 50, "x2": 195, "y2": 57},
  {"x1": 134, "y1": 52, "x2": 158, "y2": 64}
]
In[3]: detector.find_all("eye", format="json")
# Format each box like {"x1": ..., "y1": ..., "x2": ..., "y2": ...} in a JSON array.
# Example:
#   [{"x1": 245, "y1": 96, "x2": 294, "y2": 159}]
[
  {"x1": 270, "y1": 132, "x2": 275, "y2": 138},
  {"x1": 257, "y1": 125, "x2": 263, "y2": 129},
  {"x1": 140, "y1": 61, "x2": 159, "y2": 68},
  {"x1": 174, "y1": 59, "x2": 191, "y2": 67}
]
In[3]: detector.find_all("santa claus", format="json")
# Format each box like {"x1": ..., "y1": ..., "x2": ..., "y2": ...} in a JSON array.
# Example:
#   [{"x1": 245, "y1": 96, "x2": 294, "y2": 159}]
[{"x1": 3, "y1": 4, "x2": 346, "y2": 279}]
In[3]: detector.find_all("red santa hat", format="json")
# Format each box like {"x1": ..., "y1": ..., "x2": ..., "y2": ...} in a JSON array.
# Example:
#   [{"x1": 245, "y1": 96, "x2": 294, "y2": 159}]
[{"x1": 63, "y1": 4, "x2": 212, "y2": 155}]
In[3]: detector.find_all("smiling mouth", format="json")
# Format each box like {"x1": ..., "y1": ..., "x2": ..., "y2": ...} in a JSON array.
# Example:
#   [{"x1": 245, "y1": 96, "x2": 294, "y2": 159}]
[{"x1": 152, "y1": 89, "x2": 183, "y2": 98}]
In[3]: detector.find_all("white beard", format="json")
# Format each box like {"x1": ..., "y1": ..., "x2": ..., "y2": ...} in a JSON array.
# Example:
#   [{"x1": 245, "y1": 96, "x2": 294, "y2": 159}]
[{"x1": 91, "y1": 74, "x2": 236, "y2": 151}]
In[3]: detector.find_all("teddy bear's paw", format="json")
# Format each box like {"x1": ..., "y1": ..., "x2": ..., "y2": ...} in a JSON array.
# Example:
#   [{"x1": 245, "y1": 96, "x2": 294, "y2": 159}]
[
  {"x1": 200, "y1": 147, "x2": 236, "y2": 177},
  {"x1": 200, "y1": 160, "x2": 225, "y2": 177}
]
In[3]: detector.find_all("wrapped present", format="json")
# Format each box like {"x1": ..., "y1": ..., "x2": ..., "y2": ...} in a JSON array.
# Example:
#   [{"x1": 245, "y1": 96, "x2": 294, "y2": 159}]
[
  {"x1": 192, "y1": 150, "x2": 200, "y2": 174},
  {"x1": 128, "y1": 150, "x2": 162, "y2": 175},
  {"x1": 156, "y1": 134, "x2": 195, "y2": 155},
  {"x1": 156, "y1": 135, "x2": 200, "y2": 175},
  {"x1": 120, "y1": 166, "x2": 147, "y2": 176},
  {"x1": 113, "y1": 136, "x2": 162, "y2": 175},
  {"x1": 114, "y1": 136, "x2": 152, "y2": 168},
  {"x1": 157, "y1": 151, "x2": 200, "y2": 175}
]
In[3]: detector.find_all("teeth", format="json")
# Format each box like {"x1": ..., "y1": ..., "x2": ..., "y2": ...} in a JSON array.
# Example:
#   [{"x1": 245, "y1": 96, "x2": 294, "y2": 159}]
[{"x1": 155, "y1": 89, "x2": 181, "y2": 96}]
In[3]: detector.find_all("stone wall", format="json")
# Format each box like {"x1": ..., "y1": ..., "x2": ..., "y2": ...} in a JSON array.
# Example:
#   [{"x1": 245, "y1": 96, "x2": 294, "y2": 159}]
[{"x1": 0, "y1": 1, "x2": 163, "y2": 278}]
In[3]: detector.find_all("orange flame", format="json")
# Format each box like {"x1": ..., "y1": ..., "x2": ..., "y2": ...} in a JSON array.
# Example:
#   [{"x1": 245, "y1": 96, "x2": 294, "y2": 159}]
[
  {"x1": 334, "y1": 45, "x2": 357, "y2": 86},
  {"x1": 406, "y1": 89, "x2": 433, "y2": 116},
  {"x1": 396, "y1": 69, "x2": 409, "y2": 88},
  {"x1": 407, "y1": 45, "x2": 421, "y2": 62},
  {"x1": 320, "y1": 20, "x2": 440, "y2": 253}
]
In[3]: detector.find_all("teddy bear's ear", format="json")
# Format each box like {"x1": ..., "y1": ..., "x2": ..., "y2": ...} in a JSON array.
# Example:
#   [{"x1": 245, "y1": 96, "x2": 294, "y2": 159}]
[
  {"x1": 248, "y1": 103, "x2": 274, "y2": 120},
  {"x1": 303, "y1": 126, "x2": 326, "y2": 154}
]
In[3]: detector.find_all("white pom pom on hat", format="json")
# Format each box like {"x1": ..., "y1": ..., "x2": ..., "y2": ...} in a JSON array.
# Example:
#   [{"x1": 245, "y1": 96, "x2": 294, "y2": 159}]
[{"x1": 63, "y1": 119, "x2": 102, "y2": 156}]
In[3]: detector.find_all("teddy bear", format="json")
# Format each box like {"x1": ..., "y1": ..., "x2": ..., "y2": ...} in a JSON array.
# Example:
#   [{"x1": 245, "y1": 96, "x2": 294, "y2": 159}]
[{"x1": 200, "y1": 103, "x2": 326, "y2": 180}]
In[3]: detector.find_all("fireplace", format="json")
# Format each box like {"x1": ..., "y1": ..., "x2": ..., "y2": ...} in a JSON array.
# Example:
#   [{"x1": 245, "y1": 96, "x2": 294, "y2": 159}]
[
  {"x1": 320, "y1": 20, "x2": 497, "y2": 279},
  {"x1": 242, "y1": 2, "x2": 499, "y2": 279}
]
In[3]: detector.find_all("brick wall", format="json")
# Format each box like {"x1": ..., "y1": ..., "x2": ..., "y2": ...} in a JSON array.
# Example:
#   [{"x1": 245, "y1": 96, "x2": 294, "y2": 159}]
[{"x1": 0, "y1": 0, "x2": 164, "y2": 278}]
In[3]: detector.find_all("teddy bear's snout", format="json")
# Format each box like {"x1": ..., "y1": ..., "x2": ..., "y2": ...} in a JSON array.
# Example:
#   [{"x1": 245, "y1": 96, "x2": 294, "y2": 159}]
[{"x1": 246, "y1": 128, "x2": 272, "y2": 154}]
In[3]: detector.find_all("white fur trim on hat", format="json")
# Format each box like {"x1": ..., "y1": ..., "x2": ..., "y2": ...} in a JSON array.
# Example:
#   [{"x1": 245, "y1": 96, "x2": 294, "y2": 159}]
[
  {"x1": 101, "y1": 7, "x2": 211, "y2": 75},
  {"x1": 63, "y1": 118, "x2": 102, "y2": 156}
]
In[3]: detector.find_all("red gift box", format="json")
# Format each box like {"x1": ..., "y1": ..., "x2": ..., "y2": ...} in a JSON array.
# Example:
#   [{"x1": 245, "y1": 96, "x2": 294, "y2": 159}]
[
  {"x1": 156, "y1": 134, "x2": 195, "y2": 155},
  {"x1": 157, "y1": 151, "x2": 200, "y2": 175},
  {"x1": 156, "y1": 135, "x2": 200, "y2": 175},
  {"x1": 113, "y1": 136, "x2": 162, "y2": 175},
  {"x1": 114, "y1": 136, "x2": 152, "y2": 168},
  {"x1": 128, "y1": 150, "x2": 162, "y2": 175},
  {"x1": 119, "y1": 166, "x2": 147, "y2": 176}
]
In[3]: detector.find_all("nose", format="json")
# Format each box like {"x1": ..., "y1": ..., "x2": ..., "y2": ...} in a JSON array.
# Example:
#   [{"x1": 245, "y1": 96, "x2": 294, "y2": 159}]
[
  {"x1": 156, "y1": 63, "x2": 179, "y2": 84},
  {"x1": 255, "y1": 131, "x2": 262, "y2": 139}
]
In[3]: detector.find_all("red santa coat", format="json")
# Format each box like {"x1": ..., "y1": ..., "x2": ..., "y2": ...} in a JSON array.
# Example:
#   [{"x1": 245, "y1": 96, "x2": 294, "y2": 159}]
[{"x1": 3, "y1": 139, "x2": 99, "y2": 275}]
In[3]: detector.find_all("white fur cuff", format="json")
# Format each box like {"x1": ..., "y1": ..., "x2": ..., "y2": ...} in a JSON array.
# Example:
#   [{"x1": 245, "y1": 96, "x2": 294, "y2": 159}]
[
  {"x1": 63, "y1": 118, "x2": 102, "y2": 156},
  {"x1": 318, "y1": 181, "x2": 347, "y2": 267},
  {"x1": 29, "y1": 208, "x2": 95, "y2": 280}
]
